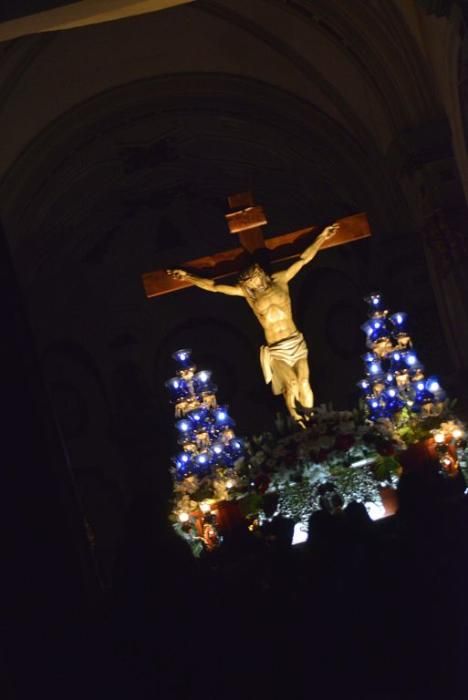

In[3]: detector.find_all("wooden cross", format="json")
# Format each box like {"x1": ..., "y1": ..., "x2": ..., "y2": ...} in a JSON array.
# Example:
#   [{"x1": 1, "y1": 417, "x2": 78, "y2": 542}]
[{"x1": 142, "y1": 193, "x2": 371, "y2": 297}]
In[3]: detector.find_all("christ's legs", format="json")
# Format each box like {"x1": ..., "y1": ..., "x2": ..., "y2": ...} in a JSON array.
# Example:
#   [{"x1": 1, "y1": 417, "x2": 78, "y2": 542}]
[
  {"x1": 270, "y1": 358, "x2": 303, "y2": 424},
  {"x1": 296, "y1": 358, "x2": 314, "y2": 411}
]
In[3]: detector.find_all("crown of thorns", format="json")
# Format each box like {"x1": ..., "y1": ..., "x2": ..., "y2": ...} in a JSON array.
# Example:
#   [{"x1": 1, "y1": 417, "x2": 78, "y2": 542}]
[{"x1": 238, "y1": 263, "x2": 267, "y2": 282}]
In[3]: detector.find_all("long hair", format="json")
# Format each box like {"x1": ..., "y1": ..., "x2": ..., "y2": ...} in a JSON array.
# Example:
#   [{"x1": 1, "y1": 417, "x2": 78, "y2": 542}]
[
  {"x1": 238, "y1": 263, "x2": 271, "y2": 298},
  {"x1": 238, "y1": 247, "x2": 272, "y2": 295}
]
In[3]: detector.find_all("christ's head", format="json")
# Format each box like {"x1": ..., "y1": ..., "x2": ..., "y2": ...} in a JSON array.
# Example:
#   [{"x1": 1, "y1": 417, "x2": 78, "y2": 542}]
[{"x1": 238, "y1": 264, "x2": 271, "y2": 296}]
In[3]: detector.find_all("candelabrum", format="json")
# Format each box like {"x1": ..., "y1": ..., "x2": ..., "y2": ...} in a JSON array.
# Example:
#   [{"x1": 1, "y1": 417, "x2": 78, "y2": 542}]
[
  {"x1": 358, "y1": 293, "x2": 446, "y2": 423},
  {"x1": 166, "y1": 348, "x2": 245, "y2": 552}
]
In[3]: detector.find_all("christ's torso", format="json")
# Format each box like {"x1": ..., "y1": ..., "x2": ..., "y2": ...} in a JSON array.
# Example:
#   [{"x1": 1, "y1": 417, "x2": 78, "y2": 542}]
[{"x1": 245, "y1": 277, "x2": 297, "y2": 345}]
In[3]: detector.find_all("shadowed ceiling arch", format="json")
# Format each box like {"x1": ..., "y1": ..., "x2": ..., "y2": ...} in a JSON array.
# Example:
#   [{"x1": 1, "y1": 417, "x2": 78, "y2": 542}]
[
  {"x1": 0, "y1": 72, "x2": 413, "y2": 294},
  {"x1": 0, "y1": 0, "x2": 441, "y2": 179}
]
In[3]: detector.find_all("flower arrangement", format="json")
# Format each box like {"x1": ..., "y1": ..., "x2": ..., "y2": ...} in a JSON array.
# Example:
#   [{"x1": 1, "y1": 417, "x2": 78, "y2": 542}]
[{"x1": 238, "y1": 400, "x2": 467, "y2": 527}]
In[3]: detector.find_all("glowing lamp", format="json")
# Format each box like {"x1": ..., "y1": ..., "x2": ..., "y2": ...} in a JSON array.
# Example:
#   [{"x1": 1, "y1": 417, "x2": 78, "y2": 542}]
[
  {"x1": 165, "y1": 376, "x2": 189, "y2": 401},
  {"x1": 390, "y1": 312, "x2": 408, "y2": 329},
  {"x1": 362, "y1": 318, "x2": 390, "y2": 346},
  {"x1": 172, "y1": 348, "x2": 193, "y2": 368},
  {"x1": 214, "y1": 406, "x2": 234, "y2": 427},
  {"x1": 174, "y1": 451, "x2": 192, "y2": 469},
  {"x1": 176, "y1": 418, "x2": 192, "y2": 434},
  {"x1": 211, "y1": 442, "x2": 225, "y2": 456},
  {"x1": 383, "y1": 387, "x2": 404, "y2": 413},
  {"x1": 424, "y1": 376, "x2": 446, "y2": 401},
  {"x1": 412, "y1": 380, "x2": 433, "y2": 402},
  {"x1": 186, "y1": 407, "x2": 209, "y2": 426},
  {"x1": 426, "y1": 377, "x2": 440, "y2": 393},
  {"x1": 453, "y1": 428, "x2": 463, "y2": 441},
  {"x1": 195, "y1": 451, "x2": 212, "y2": 468},
  {"x1": 222, "y1": 438, "x2": 244, "y2": 466},
  {"x1": 357, "y1": 379, "x2": 371, "y2": 394},
  {"x1": 366, "y1": 396, "x2": 384, "y2": 420},
  {"x1": 165, "y1": 377, "x2": 181, "y2": 391},
  {"x1": 229, "y1": 438, "x2": 244, "y2": 453},
  {"x1": 389, "y1": 350, "x2": 408, "y2": 373},
  {"x1": 193, "y1": 370, "x2": 215, "y2": 393},
  {"x1": 363, "y1": 352, "x2": 376, "y2": 364},
  {"x1": 384, "y1": 374, "x2": 397, "y2": 390},
  {"x1": 369, "y1": 361, "x2": 384, "y2": 378},
  {"x1": 404, "y1": 351, "x2": 422, "y2": 371},
  {"x1": 200, "y1": 502, "x2": 211, "y2": 514},
  {"x1": 364, "y1": 292, "x2": 384, "y2": 311},
  {"x1": 178, "y1": 512, "x2": 190, "y2": 523},
  {"x1": 434, "y1": 432, "x2": 445, "y2": 444},
  {"x1": 411, "y1": 383, "x2": 434, "y2": 413},
  {"x1": 226, "y1": 479, "x2": 235, "y2": 489},
  {"x1": 362, "y1": 352, "x2": 384, "y2": 379}
]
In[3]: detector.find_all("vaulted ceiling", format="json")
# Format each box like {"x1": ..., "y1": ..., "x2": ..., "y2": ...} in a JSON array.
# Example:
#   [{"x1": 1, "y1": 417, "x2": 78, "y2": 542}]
[{"x1": 1, "y1": 1, "x2": 463, "y2": 280}]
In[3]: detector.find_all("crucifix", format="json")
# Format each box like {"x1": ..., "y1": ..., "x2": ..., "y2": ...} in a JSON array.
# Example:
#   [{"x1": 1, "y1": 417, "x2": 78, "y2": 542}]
[{"x1": 142, "y1": 193, "x2": 371, "y2": 427}]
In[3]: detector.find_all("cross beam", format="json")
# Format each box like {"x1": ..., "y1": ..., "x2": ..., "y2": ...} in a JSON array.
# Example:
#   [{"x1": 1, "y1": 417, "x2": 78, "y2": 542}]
[{"x1": 142, "y1": 194, "x2": 371, "y2": 298}]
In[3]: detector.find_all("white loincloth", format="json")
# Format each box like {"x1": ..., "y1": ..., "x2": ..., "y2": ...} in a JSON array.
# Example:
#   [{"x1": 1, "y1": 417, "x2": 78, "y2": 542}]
[{"x1": 260, "y1": 331, "x2": 308, "y2": 395}]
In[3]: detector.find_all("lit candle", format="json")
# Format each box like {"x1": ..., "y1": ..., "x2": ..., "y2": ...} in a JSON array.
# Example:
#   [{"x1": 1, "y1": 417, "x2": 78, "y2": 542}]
[
  {"x1": 176, "y1": 418, "x2": 192, "y2": 434},
  {"x1": 172, "y1": 348, "x2": 193, "y2": 368},
  {"x1": 357, "y1": 379, "x2": 371, "y2": 394},
  {"x1": 390, "y1": 312, "x2": 408, "y2": 329},
  {"x1": 212, "y1": 442, "x2": 225, "y2": 456},
  {"x1": 214, "y1": 406, "x2": 234, "y2": 427},
  {"x1": 364, "y1": 292, "x2": 384, "y2": 310},
  {"x1": 165, "y1": 376, "x2": 189, "y2": 400},
  {"x1": 195, "y1": 451, "x2": 212, "y2": 473}
]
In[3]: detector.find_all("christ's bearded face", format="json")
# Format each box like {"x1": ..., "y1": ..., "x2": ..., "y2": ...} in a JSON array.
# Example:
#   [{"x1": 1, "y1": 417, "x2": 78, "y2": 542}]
[{"x1": 238, "y1": 264, "x2": 270, "y2": 295}]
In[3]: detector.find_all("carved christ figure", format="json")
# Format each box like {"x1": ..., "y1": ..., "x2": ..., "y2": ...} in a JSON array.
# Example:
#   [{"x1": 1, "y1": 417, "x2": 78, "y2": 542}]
[{"x1": 167, "y1": 223, "x2": 339, "y2": 427}]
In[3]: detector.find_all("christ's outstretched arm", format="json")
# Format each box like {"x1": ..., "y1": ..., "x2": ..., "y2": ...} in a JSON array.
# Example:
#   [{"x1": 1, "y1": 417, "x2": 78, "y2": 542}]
[
  {"x1": 166, "y1": 269, "x2": 245, "y2": 297},
  {"x1": 277, "y1": 223, "x2": 340, "y2": 283}
]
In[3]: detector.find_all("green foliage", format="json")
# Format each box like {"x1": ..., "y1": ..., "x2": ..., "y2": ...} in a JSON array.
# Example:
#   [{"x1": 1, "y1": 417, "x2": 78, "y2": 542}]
[
  {"x1": 237, "y1": 492, "x2": 264, "y2": 518},
  {"x1": 374, "y1": 455, "x2": 401, "y2": 482},
  {"x1": 393, "y1": 405, "x2": 449, "y2": 447}
]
